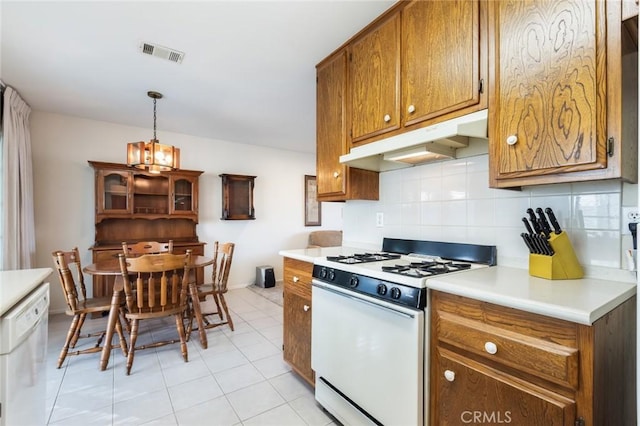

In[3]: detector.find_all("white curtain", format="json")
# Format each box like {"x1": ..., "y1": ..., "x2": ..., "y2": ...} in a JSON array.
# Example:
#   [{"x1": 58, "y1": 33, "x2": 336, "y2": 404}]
[{"x1": 2, "y1": 86, "x2": 35, "y2": 269}]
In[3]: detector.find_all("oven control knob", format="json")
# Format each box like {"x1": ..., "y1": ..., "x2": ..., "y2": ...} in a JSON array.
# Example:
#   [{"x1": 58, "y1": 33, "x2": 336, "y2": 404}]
[
  {"x1": 320, "y1": 268, "x2": 328, "y2": 279},
  {"x1": 349, "y1": 276, "x2": 359, "y2": 288},
  {"x1": 376, "y1": 284, "x2": 388, "y2": 295},
  {"x1": 328, "y1": 270, "x2": 335, "y2": 281},
  {"x1": 390, "y1": 287, "x2": 402, "y2": 299}
]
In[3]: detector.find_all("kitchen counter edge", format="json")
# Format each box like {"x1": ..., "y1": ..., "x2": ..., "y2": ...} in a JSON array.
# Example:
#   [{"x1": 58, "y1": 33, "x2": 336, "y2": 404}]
[
  {"x1": 0, "y1": 268, "x2": 53, "y2": 316},
  {"x1": 278, "y1": 246, "x2": 363, "y2": 263},
  {"x1": 427, "y1": 266, "x2": 637, "y2": 325}
]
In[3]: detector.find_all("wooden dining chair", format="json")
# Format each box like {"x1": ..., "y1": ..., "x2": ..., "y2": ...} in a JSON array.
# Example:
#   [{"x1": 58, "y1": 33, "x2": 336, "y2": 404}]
[
  {"x1": 122, "y1": 240, "x2": 174, "y2": 256},
  {"x1": 186, "y1": 242, "x2": 235, "y2": 348},
  {"x1": 51, "y1": 248, "x2": 128, "y2": 369},
  {"x1": 117, "y1": 250, "x2": 192, "y2": 375}
]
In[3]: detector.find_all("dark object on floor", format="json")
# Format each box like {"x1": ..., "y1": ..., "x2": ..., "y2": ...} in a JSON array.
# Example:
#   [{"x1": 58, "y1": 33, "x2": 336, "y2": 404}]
[{"x1": 256, "y1": 265, "x2": 275, "y2": 288}]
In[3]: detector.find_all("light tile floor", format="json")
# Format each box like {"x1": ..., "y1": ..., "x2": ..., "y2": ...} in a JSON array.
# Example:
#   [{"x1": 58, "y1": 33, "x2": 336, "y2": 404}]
[{"x1": 46, "y1": 287, "x2": 335, "y2": 426}]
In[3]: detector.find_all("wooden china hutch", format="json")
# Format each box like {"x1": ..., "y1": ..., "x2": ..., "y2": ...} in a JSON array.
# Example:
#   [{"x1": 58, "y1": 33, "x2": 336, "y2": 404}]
[{"x1": 88, "y1": 161, "x2": 205, "y2": 299}]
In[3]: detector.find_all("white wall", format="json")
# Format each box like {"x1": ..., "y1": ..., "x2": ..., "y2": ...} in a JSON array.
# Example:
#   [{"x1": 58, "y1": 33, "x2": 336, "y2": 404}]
[
  {"x1": 30, "y1": 111, "x2": 343, "y2": 313},
  {"x1": 343, "y1": 154, "x2": 638, "y2": 283}
]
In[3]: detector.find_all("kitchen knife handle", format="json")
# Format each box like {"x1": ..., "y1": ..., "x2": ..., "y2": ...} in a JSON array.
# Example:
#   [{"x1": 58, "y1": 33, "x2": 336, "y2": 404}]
[
  {"x1": 522, "y1": 217, "x2": 534, "y2": 235},
  {"x1": 545, "y1": 207, "x2": 562, "y2": 234},
  {"x1": 536, "y1": 207, "x2": 552, "y2": 236},
  {"x1": 535, "y1": 234, "x2": 554, "y2": 255},
  {"x1": 537, "y1": 218, "x2": 551, "y2": 239},
  {"x1": 531, "y1": 234, "x2": 543, "y2": 254},
  {"x1": 521, "y1": 233, "x2": 535, "y2": 253},
  {"x1": 527, "y1": 208, "x2": 542, "y2": 233},
  {"x1": 544, "y1": 238, "x2": 555, "y2": 256}
]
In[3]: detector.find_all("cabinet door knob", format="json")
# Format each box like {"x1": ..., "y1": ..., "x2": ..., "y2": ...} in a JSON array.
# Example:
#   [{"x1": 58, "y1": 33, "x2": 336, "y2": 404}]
[
  {"x1": 293, "y1": 276, "x2": 299, "y2": 283},
  {"x1": 303, "y1": 304, "x2": 310, "y2": 312},
  {"x1": 333, "y1": 171, "x2": 340, "y2": 179},
  {"x1": 506, "y1": 135, "x2": 518, "y2": 145},
  {"x1": 383, "y1": 114, "x2": 391, "y2": 123},
  {"x1": 484, "y1": 341, "x2": 498, "y2": 355},
  {"x1": 444, "y1": 370, "x2": 455, "y2": 382},
  {"x1": 407, "y1": 104, "x2": 416, "y2": 114}
]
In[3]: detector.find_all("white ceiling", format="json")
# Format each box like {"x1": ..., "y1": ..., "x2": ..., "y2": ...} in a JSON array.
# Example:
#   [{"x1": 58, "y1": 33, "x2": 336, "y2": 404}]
[{"x1": 1, "y1": 1, "x2": 395, "y2": 154}]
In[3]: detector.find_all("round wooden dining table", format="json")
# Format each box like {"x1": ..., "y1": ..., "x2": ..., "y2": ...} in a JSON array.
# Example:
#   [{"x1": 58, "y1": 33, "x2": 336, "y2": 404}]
[
  {"x1": 83, "y1": 254, "x2": 214, "y2": 275},
  {"x1": 83, "y1": 254, "x2": 214, "y2": 370}
]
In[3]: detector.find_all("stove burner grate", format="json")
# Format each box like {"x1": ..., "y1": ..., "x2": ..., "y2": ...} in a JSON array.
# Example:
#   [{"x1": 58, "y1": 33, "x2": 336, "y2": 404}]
[
  {"x1": 382, "y1": 260, "x2": 472, "y2": 277},
  {"x1": 326, "y1": 252, "x2": 401, "y2": 264}
]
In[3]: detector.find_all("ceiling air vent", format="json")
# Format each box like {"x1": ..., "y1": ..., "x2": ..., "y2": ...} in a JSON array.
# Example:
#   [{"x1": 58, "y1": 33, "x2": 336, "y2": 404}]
[{"x1": 139, "y1": 42, "x2": 185, "y2": 64}]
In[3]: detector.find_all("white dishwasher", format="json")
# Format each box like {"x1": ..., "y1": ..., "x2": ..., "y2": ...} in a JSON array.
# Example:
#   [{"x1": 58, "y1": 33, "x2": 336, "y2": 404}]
[{"x1": 0, "y1": 277, "x2": 50, "y2": 426}]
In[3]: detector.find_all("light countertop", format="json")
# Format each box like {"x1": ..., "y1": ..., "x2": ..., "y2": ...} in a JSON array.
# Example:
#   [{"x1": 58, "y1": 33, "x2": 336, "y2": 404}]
[
  {"x1": 0, "y1": 268, "x2": 53, "y2": 316},
  {"x1": 427, "y1": 266, "x2": 636, "y2": 325},
  {"x1": 279, "y1": 248, "x2": 637, "y2": 325},
  {"x1": 278, "y1": 247, "x2": 363, "y2": 263}
]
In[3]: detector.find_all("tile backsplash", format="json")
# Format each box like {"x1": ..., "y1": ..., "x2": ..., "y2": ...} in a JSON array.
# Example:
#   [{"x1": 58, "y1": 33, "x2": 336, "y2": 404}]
[{"x1": 342, "y1": 154, "x2": 637, "y2": 282}]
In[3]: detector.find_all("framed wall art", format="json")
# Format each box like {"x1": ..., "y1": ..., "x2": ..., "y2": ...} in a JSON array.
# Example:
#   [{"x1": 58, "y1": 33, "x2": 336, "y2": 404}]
[{"x1": 304, "y1": 175, "x2": 321, "y2": 226}]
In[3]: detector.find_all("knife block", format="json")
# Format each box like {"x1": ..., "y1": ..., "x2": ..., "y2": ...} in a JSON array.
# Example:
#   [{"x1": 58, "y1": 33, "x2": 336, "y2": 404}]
[{"x1": 529, "y1": 231, "x2": 583, "y2": 280}]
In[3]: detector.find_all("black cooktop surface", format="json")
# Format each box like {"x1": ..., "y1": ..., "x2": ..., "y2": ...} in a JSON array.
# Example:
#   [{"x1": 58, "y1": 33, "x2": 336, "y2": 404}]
[
  {"x1": 326, "y1": 252, "x2": 401, "y2": 264},
  {"x1": 381, "y1": 259, "x2": 472, "y2": 277}
]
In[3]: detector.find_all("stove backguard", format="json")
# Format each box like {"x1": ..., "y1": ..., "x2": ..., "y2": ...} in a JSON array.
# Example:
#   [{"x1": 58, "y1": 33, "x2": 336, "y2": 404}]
[{"x1": 382, "y1": 238, "x2": 497, "y2": 266}]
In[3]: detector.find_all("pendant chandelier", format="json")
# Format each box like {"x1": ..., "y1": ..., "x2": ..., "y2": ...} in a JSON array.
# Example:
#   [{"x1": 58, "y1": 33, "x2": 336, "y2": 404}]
[{"x1": 126, "y1": 91, "x2": 180, "y2": 174}]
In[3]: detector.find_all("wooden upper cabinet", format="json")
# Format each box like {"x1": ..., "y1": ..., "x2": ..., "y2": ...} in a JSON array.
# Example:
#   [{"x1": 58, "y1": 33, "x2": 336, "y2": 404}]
[
  {"x1": 170, "y1": 175, "x2": 198, "y2": 217},
  {"x1": 316, "y1": 49, "x2": 380, "y2": 201},
  {"x1": 90, "y1": 161, "x2": 202, "y2": 223},
  {"x1": 349, "y1": 12, "x2": 401, "y2": 144},
  {"x1": 346, "y1": 0, "x2": 487, "y2": 148},
  {"x1": 489, "y1": 0, "x2": 638, "y2": 187},
  {"x1": 402, "y1": 0, "x2": 483, "y2": 127},
  {"x1": 317, "y1": 50, "x2": 348, "y2": 199},
  {"x1": 96, "y1": 169, "x2": 132, "y2": 216},
  {"x1": 219, "y1": 174, "x2": 256, "y2": 220}
]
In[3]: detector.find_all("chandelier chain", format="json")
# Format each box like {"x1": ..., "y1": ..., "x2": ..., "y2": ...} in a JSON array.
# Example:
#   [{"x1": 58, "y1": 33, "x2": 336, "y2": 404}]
[{"x1": 153, "y1": 97, "x2": 157, "y2": 141}]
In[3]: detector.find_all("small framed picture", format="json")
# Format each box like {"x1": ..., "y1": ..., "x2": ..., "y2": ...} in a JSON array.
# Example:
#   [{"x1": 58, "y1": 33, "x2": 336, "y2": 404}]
[{"x1": 304, "y1": 175, "x2": 321, "y2": 226}]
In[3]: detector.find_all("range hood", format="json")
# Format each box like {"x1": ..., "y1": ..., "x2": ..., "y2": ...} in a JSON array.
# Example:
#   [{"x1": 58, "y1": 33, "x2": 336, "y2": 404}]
[{"x1": 339, "y1": 109, "x2": 488, "y2": 172}]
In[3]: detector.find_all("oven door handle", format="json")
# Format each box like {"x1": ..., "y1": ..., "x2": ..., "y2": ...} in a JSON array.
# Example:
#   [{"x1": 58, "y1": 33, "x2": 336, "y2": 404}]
[{"x1": 312, "y1": 281, "x2": 417, "y2": 319}]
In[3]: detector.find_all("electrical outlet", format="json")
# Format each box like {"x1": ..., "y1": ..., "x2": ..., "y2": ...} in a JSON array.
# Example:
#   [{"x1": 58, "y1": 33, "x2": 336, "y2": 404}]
[
  {"x1": 622, "y1": 207, "x2": 640, "y2": 234},
  {"x1": 376, "y1": 212, "x2": 384, "y2": 227}
]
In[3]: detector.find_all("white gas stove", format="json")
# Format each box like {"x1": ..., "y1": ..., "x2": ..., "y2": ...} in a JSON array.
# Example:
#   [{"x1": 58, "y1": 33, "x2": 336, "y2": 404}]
[
  {"x1": 311, "y1": 239, "x2": 496, "y2": 426},
  {"x1": 315, "y1": 252, "x2": 490, "y2": 286}
]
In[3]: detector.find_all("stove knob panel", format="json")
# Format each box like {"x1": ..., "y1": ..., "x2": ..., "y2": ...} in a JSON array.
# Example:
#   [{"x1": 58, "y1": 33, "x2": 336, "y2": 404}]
[
  {"x1": 376, "y1": 284, "x2": 388, "y2": 296},
  {"x1": 328, "y1": 270, "x2": 336, "y2": 281},
  {"x1": 349, "y1": 275, "x2": 359, "y2": 288},
  {"x1": 390, "y1": 287, "x2": 402, "y2": 300}
]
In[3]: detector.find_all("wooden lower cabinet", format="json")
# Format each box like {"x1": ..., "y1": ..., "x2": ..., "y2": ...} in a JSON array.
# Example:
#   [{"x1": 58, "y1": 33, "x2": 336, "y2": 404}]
[
  {"x1": 282, "y1": 257, "x2": 314, "y2": 386},
  {"x1": 435, "y1": 348, "x2": 575, "y2": 425},
  {"x1": 430, "y1": 290, "x2": 636, "y2": 425}
]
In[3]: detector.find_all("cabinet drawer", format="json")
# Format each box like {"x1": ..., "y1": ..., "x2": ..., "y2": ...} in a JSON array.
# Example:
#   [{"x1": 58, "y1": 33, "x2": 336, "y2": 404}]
[
  {"x1": 432, "y1": 291, "x2": 579, "y2": 390},
  {"x1": 283, "y1": 258, "x2": 313, "y2": 299},
  {"x1": 433, "y1": 347, "x2": 576, "y2": 425},
  {"x1": 283, "y1": 258, "x2": 313, "y2": 284},
  {"x1": 437, "y1": 311, "x2": 579, "y2": 390}
]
